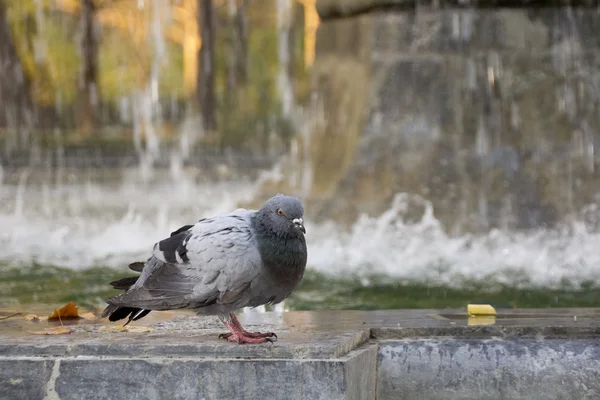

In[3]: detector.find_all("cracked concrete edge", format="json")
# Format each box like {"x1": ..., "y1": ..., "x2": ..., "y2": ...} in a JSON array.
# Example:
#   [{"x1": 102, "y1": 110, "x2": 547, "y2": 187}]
[
  {"x1": 332, "y1": 329, "x2": 371, "y2": 358},
  {"x1": 43, "y1": 360, "x2": 61, "y2": 400}
]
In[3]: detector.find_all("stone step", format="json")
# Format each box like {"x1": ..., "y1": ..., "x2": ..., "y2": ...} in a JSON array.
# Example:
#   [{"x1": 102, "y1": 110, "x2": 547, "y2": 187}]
[
  {"x1": 0, "y1": 311, "x2": 376, "y2": 400},
  {"x1": 2, "y1": 308, "x2": 600, "y2": 400}
]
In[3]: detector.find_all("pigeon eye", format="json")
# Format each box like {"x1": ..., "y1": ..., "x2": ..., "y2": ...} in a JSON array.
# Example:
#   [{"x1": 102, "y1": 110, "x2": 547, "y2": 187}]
[{"x1": 276, "y1": 208, "x2": 284, "y2": 216}]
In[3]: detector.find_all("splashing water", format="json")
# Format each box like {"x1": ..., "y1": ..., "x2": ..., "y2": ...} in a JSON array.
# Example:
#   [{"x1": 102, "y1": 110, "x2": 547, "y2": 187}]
[
  {"x1": 0, "y1": 168, "x2": 255, "y2": 269},
  {"x1": 1, "y1": 164, "x2": 600, "y2": 289},
  {"x1": 308, "y1": 193, "x2": 600, "y2": 288}
]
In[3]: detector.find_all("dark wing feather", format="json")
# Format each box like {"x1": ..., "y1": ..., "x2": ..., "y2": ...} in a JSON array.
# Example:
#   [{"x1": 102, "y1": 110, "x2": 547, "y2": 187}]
[
  {"x1": 170, "y1": 224, "x2": 194, "y2": 237},
  {"x1": 154, "y1": 230, "x2": 191, "y2": 264},
  {"x1": 128, "y1": 262, "x2": 145, "y2": 272},
  {"x1": 110, "y1": 262, "x2": 147, "y2": 290},
  {"x1": 110, "y1": 276, "x2": 139, "y2": 291}
]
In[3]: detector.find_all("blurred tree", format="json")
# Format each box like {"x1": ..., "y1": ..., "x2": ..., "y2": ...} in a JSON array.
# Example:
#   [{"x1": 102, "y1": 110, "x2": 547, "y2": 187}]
[
  {"x1": 234, "y1": 0, "x2": 248, "y2": 85},
  {"x1": 2, "y1": 0, "x2": 304, "y2": 150},
  {"x1": 225, "y1": 0, "x2": 248, "y2": 96},
  {"x1": 54, "y1": 0, "x2": 190, "y2": 98},
  {"x1": 77, "y1": 0, "x2": 98, "y2": 135},
  {"x1": 0, "y1": 0, "x2": 34, "y2": 141},
  {"x1": 197, "y1": 0, "x2": 216, "y2": 132},
  {"x1": 171, "y1": 0, "x2": 200, "y2": 97}
]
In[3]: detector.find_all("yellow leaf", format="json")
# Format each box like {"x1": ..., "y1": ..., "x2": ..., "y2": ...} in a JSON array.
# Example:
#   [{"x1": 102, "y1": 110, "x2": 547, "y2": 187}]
[
  {"x1": 99, "y1": 325, "x2": 154, "y2": 333},
  {"x1": 126, "y1": 326, "x2": 154, "y2": 333},
  {"x1": 100, "y1": 325, "x2": 129, "y2": 332},
  {"x1": 31, "y1": 327, "x2": 72, "y2": 335},
  {"x1": 48, "y1": 301, "x2": 80, "y2": 320},
  {"x1": 79, "y1": 312, "x2": 96, "y2": 320}
]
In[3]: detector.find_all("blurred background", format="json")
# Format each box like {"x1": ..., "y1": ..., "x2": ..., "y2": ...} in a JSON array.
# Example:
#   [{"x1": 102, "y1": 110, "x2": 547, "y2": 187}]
[{"x1": 1, "y1": 0, "x2": 600, "y2": 311}]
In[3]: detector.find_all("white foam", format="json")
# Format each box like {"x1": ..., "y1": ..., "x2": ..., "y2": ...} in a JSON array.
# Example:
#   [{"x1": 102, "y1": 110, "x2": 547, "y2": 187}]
[
  {"x1": 1, "y1": 175, "x2": 599, "y2": 287},
  {"x1": 0, "y1": 172, "x2": 255, "y2": 269},
  {"x1": 306, "y1": 193, "x2": 600, "y2": 287}
]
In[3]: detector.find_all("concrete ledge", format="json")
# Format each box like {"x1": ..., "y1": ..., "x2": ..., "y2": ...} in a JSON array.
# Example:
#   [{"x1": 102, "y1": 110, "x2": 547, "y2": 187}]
[
  {"x1": 2, "y1": 344, "x2": 377, "y2": 400},
  {"x1": 2, "y1": 308, "x2": 600, "y2": 399},
  {"x1": 0, "y1": 312, "x2": 376, "y2": 400},
  {"x1": 316, "y1": 0, "x2": 600, "y2": 20},
  {"x1": 0, "y1": 329, "x2": 370, "y2": 360}
]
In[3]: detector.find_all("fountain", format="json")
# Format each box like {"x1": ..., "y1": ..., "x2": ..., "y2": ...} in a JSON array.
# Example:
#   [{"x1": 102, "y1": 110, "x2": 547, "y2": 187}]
[{"x1": 2, "y1": 1, "x2": 600, "y2": 399}]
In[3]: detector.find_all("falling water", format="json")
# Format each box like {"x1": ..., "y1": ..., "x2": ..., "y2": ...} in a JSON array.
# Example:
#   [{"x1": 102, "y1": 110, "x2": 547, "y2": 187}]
[
  {"x1": 130, "y1": 0, "x2": 165, "y2": 183},
  {"x1": 276, "y1": 0, "x2": 294, "y2": 118}
]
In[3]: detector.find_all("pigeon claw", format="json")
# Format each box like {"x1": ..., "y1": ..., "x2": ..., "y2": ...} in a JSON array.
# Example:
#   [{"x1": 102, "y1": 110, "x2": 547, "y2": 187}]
[
  {"x1": 246, "y1": 331, "x2": 277, "y2": 339},
  {"x1": 225, "y1": 333, "x2": 274, "y2": 344},
  {"x1": 219, "y1": 331, "x2": 277, "y2": 339},
  {"x1": 261, "y1": 333, "x2": 277, "y2": 343}
]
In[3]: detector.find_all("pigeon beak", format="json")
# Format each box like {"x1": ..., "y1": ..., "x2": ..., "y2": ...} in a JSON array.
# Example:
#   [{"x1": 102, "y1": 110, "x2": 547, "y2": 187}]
[{"x1": 293, "y1": 218, "x2": 306, "y2": 234}]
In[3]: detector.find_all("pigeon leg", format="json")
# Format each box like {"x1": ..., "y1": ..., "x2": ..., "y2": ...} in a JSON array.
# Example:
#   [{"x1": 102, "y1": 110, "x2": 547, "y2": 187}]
[
  {"x1": 230, "y1": 313, "x2": 278, "y2": 339},
  {"x1": 218, "y1": 313, "x2": 277, "y2": 343}
]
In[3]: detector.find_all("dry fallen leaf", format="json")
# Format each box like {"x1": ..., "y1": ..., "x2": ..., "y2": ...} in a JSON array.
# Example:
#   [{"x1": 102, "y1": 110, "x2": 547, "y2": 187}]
[
  {"x1": 31, "y1": 327, "x2": 72, "y2": 335},
  {"x1": 100, "y1": 325, "x2": 154, "y2": 333},
  {"x1": 79, "y1": 312, "x2": 96, "y2": 320},
  {"x1": 48, "y1": 301, "x2": 80, "y2": 320},
  {"x1": 100, "y1": 325, "x2": 129, "y2": 332},
  {"x1": 126, "y1": 326, "x2": 154, "y2": 333},
  {"x1": 24, "y1": 314, "x2": 47, "y2": 322}
]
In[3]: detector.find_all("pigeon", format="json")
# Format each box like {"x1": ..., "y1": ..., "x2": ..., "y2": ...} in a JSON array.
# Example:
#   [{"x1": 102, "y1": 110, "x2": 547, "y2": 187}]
[{"x1": 101, "y1": 194, "x2": 307, "y2": 344}]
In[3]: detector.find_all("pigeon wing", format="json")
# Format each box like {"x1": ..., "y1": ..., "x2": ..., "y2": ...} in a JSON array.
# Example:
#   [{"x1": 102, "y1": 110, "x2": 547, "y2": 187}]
[{"x1": 107, "y1": 210, "x2": 262, "y2": 311}]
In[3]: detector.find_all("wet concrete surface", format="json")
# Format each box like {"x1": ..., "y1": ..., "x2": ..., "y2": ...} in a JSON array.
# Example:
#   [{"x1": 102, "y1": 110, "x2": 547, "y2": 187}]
[
  {"x1": 2, "y1": 307, "x2": 600, "y2": 360},
  {"x1": 2, "y1": 307, "x2": 599, "y2": 348}
]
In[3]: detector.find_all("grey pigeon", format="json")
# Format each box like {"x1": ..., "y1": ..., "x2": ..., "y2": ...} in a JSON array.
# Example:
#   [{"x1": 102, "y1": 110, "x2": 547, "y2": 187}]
[{"x1": 102, "y1": 194, "x2": 307, "y2": 344}]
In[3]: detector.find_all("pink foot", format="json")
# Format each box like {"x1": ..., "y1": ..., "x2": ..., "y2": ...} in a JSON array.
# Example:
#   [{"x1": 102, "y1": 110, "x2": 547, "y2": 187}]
[
  {"x1": 218, "y1": 313, "x2": 278, "y2": 344},
  {"x1": 220, "y1": 332, "x2": 275, "y2": 344},
  {"x1": 219, "y1": 331, "x2": 277, "y2": 340}
]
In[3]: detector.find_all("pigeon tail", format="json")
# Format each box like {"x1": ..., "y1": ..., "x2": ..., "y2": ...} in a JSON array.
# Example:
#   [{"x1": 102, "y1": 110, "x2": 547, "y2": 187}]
[
  {"x1": 101, "y1": 304, "x2": 151, "y2": 324},
  {"x1": 102, "y1": 260, "x2": 151, "y2": 324}
]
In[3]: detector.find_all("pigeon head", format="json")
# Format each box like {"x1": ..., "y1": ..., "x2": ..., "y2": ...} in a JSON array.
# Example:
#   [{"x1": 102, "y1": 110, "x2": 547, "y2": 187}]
[{"x1": 256, "y1": 195, "x2": 306, "y2": 237}]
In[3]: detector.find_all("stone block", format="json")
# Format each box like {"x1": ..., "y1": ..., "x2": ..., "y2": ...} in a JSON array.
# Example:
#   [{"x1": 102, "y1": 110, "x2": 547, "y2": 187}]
[
  {"x1": 377, "y1": 338, "x2": 600, "y2": 400},
  {"x1": 0, "y1": 359, "x2": 55, "y2": 400},
  {"x1": 47, "y1": 344, "x2": 376, "y2": 400}
]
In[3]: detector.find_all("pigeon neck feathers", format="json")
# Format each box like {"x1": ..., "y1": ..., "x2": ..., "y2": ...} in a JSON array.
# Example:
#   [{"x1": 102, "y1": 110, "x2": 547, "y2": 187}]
[{"x1": 251, "y1": 212, "x2": 307, "y2": 284}]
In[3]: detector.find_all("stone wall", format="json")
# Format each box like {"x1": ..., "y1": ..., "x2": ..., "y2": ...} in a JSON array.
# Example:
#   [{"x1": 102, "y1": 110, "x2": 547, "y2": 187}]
[{"x1": 260, "y1": 1, "x2": 600, "y2": 233}]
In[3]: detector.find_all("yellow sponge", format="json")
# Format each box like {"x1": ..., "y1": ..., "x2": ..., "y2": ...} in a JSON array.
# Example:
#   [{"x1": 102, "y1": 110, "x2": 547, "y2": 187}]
[{"x1": 467, "y1": 304, "x2": 497, "y2": 316}]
